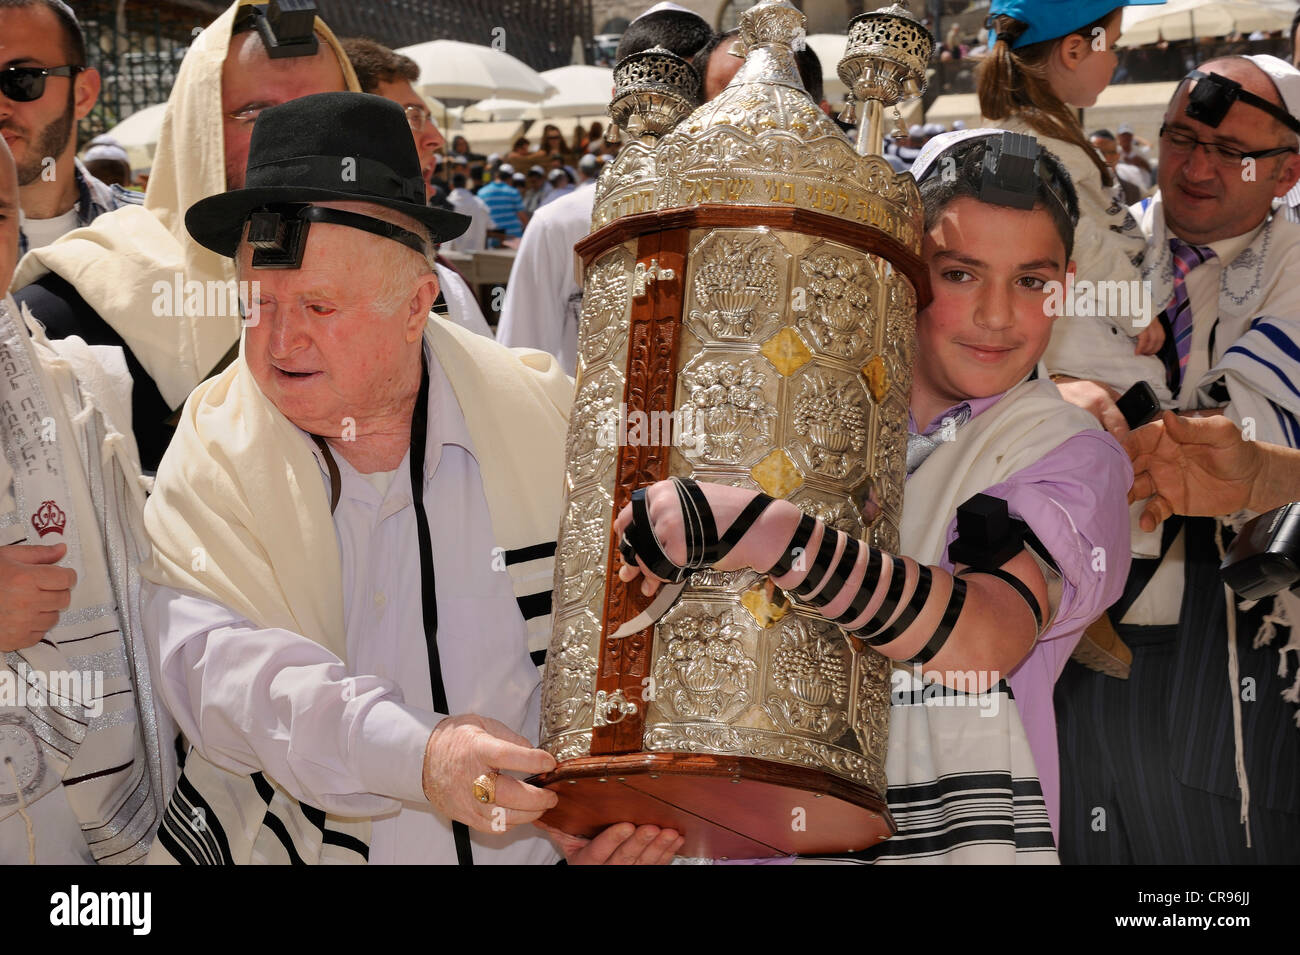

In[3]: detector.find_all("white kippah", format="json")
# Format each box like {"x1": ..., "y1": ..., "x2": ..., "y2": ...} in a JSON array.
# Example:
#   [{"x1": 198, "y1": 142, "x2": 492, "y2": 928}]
[
  {"x1": 1242, "y1": 54, "x2": 1300, "y2": 125},
  {"x1": 632, "y1": 2, "x2": 696, "y2": 24}
]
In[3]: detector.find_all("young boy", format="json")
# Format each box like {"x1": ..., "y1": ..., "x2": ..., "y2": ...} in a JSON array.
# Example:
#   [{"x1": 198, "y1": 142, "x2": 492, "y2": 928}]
[{"x1": 616, "y1": 130, "x2": 1133, "y2": 862}]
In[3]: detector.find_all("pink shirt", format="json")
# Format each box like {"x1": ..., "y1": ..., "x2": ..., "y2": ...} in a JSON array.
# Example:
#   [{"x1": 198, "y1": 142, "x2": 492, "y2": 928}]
[{"x1": 909, "y1": 390, "x2": 1134, "y2": 836}]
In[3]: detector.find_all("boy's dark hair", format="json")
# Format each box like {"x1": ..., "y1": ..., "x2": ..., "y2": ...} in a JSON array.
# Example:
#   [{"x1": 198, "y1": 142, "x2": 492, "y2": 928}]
[
  {"x1": 617, "y1": 9, "x2": 712, "y2": 60},
  {"x1": 451, "y1": 172, "x2": 468, "y2": 189},
  {"x1": 0, "y1": 0, "x2": 85, "y2": 66},
  {"x1": 339, "y1": 36, "x2": 419, "y2": 94},
  {"x1": 917, "y1": 135, "x2": 1080, "y2": 261}
]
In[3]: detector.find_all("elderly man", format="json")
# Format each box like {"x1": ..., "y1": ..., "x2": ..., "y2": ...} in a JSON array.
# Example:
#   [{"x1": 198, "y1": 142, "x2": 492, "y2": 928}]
[
  {"x1": 0, "y1": 135, "x2": 174, "y2": 864},
  {"x1": 1, "y1": 0, "x2": 142, "y2": 254},
  {"x1": 11, "y1": 0, "x2": 356, "y2": 472},
  {"x1": 140, "y1": 92, "x2": 680, "y2": 866},
  {"x1": 1054, "y1": 55, "x2": 1300, "y2": 864}
]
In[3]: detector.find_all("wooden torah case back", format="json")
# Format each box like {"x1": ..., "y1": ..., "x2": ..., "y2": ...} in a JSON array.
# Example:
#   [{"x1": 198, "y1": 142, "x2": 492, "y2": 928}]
[{"x1": 533, "y1": 0, "x2": 932, "y2": 860}]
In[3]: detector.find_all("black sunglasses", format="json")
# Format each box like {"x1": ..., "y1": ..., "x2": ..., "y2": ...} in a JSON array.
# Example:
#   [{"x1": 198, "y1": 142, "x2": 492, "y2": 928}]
[{"x1": 0, "y1": 65, "x2": 84, "y2": 103}]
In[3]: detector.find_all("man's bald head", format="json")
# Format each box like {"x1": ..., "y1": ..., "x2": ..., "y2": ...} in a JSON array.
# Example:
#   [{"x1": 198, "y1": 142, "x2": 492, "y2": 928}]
[
  {"x1": 221, "y1": 27, "x2": 348, "y2": 189},
  {"x1": 1189, "y1": 56, "x2": 1299, "y2": 147},
  {"x1": 0, "y1": 137, "x2": 18, "y2": 291}
]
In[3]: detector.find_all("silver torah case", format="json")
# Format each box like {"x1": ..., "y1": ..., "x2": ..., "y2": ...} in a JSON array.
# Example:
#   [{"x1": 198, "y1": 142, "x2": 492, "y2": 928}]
[{"x1": 532, "y1": 0, "x2": 933, "y2": 859}]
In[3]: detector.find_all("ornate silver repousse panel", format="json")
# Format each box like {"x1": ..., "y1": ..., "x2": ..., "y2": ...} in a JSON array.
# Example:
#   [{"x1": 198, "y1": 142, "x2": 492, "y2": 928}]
[
  {"x1": 677, "y1": 353, "x2": 778, "y2": 469},
  {"x1": 763, "y1": 615, "x2": 851, "y2": 740},
  {"x1": 650, "y1": 605, "x2": 758, "y2": 723},
  {"x1": 578, "y1": 249, "x2": 634, "y2": 372},
  {"x1": 684, "y1": 229, "x2": 788, "y2": 344},
  {"x1": 797, "y1": 245, "x2": 881, "y2": 364},
  {"x1": 541, "y1": 241, "x2": 637, "y2": 756},
  {"x1": 541, "y1": 612, "x2": 601, "y2": 743},
  {"x1": 788, "y1": 367, "x2": 872, "y2": 484},
  {"x1": 565, "y1": 368, "x2": 622, "y2": 490}
]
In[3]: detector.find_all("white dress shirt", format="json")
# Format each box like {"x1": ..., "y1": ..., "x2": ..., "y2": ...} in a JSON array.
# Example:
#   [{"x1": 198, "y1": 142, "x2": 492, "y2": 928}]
[
  {"x1": 142, "y1": 346, "x2": 559, "y2": 864},
  {"x1": 1120, "y1": 221, "x2": 1265, "y2": 627},
  {"x1": 446, "y1": 188, "x2": 491, "y2": 253},
  {"x1": 434, "y1": 263, "x2": 494, "y2": 340},
  {"x1": 496, "y1": 180, "x2": 596, "y2": 375}
]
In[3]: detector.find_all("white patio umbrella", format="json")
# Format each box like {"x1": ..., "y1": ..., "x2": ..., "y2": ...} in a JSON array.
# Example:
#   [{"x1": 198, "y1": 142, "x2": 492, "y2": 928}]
[
  {"x1": 1121, "y1": 0, "x2": 1292, "y2": 46},
  {"x1": 462, "y1": 97, "x2": 543, "y2": 122},
  {"x1": 396, "y1": 39, "x2": 557, "y2": 102},
  {"x1": 534, "y1": 65, "x2": 615, "y2": 117},
  {"x1": 100, "y1": 101, "x2": 167, "y2": 171},
  {"x1": 464, "y1": 65, "x2": 614, "y2": 122},
  {"x1": 445, "y1": 120, "x2": 529, "y2": 159}
]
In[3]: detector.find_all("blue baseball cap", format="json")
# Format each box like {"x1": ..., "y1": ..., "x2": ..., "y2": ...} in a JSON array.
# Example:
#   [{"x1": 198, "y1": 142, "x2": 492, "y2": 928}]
[{"x1": 987, "y1": 0, "x2": 1165, "y2": 50}]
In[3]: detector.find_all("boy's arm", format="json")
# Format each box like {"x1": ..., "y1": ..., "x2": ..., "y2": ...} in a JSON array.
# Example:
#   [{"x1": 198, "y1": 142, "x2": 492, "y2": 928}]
[
  {"x1": 937, "y1": 429, "x2": 1134, "y2": 669},
  {"x1": 615, "y1": 430, "x2": 1132, "y2": 685}
]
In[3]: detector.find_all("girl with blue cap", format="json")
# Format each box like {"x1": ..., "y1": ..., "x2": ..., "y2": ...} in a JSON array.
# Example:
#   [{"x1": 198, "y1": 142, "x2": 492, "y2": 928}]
[{"x1": 978, "y1": 0, "x2": 1173, "y2": 421}]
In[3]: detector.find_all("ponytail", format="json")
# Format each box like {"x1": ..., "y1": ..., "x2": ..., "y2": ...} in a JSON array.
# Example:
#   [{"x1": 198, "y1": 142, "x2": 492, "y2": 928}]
[{"x1": 976, "y1": 14, "x2": 1115, "y2": 189}]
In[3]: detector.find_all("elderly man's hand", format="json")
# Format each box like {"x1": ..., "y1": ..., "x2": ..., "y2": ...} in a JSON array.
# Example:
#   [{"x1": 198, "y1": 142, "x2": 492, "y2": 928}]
[
  {"x1": 421, "y1": 714, "x2": 558, "y2": 832},
  {"x1": 1052, "y1": 376, "x2": 1130, "y2": 439},
  {"x1": 1124, "y1": 411, "x2": 1262, "y2": 530},
  {"x1": 0, "y1": 543, "x2": 76, "y2": 652},
  {"x1": 534, "y1": 820, "x2": 684, "y2": 865}
]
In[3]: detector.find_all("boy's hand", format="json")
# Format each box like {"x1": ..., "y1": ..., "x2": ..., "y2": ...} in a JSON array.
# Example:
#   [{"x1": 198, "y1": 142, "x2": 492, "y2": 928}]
[
  {"x1": 614, "y1": 481, "x2": 800, "y2": 596},
  {"x1": 1134, "y1": 320, "x2": 1165, "y2": 355}
]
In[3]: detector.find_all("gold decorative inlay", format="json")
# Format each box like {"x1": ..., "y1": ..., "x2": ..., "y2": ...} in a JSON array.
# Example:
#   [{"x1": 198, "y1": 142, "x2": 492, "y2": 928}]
[
  {"x1": 751, "y1": 448, "x2": 803, "y2": 498},
  {"x1": 761, "y1": 326, "x2": 813, "y2": 376},
  {"x1": 740, "y1": 578, "x2": 793, "y2": 628},
  {"x1": 862, "y1": 354, "x2": 888, "y2": 404}
]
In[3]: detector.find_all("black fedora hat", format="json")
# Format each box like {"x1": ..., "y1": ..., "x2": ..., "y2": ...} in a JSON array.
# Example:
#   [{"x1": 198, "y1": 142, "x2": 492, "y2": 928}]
[{"x1": 186, "y1": 91, "x2": 469, "y2": 257}]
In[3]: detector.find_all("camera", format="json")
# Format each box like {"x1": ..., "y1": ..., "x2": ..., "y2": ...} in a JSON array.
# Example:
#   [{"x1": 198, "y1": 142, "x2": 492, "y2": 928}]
[{"x1": 1219, "y1": 502, "x2": 1300, "y2": 600}]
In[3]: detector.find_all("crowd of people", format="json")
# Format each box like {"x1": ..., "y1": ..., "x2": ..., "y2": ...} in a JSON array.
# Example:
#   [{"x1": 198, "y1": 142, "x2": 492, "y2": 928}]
[{"x1": 2, "y1": 0, "x2": 1299, "y2": 869}]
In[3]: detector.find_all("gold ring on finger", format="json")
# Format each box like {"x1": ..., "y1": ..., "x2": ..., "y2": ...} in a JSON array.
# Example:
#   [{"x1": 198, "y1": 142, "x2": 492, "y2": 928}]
[{"x1": 471, "y1": 771, "x2": 498, "y2": 804}]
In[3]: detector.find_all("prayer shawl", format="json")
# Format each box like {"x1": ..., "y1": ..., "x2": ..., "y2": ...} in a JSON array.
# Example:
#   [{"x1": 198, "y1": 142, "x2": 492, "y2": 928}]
[
  {"x1": 817, "y1": 379, "x2": 1099, "y2": 864},
  {"x1": 0, "y1": 295, "x2": 175, "y2": 864},
  {"x1": 1136, "y1": 194, "x2": 1300, "y2": 836},
  {"x1": 11, "y1": 0, "x2": 360, "y2": 410},
  {"x1": 141, "y1": 319, "x2": 572, "y2": 864}
]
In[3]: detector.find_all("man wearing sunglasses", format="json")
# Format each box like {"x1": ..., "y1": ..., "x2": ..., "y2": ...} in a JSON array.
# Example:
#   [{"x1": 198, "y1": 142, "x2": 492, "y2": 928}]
[
  {"x1": 0, "y1": 0, "x2": 140, "y2": 256},
  {"x1": 1054, "y1": 55, "x2": 1300, "y2": 864}
]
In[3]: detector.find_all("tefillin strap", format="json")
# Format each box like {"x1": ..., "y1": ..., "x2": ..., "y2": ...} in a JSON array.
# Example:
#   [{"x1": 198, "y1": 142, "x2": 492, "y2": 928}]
[
  {"x1": 776, "y1": 524, "x2": 968, "y2": 664},
  {"x1": 619, "y1": 478, "x2": 777, "y2": 583},
  {"x1": 768, "y1": 513, "x2": 817, "y2": 578},
  {"x1": 1184, "y1": 70, "x2": 1300, "y2": 136}
]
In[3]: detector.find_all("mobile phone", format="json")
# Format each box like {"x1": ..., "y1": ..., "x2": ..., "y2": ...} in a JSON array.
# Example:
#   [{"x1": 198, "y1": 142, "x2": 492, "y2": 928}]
[{"x1": 1115, "y1": 381, "x2": 1161, "y2": 430}]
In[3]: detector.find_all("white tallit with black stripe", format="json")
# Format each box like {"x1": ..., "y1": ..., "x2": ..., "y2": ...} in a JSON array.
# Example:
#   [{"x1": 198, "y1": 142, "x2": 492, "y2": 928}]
[
  {"x1": 806, "y1": 380, "x2": 1095, "y2": 864},
  {"x1": 144, "y1": 319, "x2": 569, "y2": 864},
  {"x1": 0, "y1": 295, "x2": 175, "y2": 864}
]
